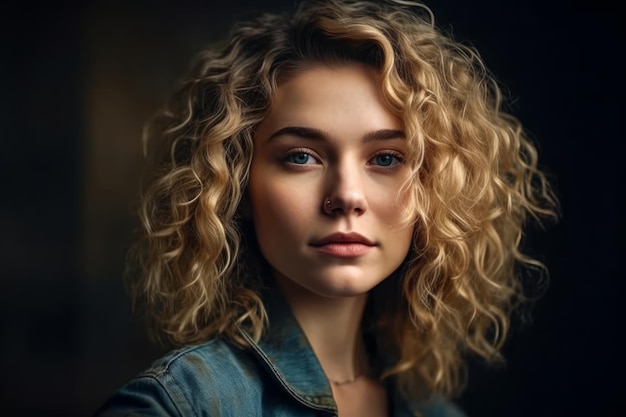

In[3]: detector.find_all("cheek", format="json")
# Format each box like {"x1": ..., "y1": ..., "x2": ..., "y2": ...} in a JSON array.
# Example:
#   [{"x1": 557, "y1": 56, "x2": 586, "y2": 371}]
[
  {"x1": 249, "y1": 179, "x2": 313, "y2": 241},
  {"x1": 368, "y1": 182, "x2": 409, "y2": 226}
]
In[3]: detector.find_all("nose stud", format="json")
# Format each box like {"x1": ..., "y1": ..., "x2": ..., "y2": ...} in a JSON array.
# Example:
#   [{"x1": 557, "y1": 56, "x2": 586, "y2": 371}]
[{"x1": 324, "y1": 195, "x2": 366, "y2": 215}]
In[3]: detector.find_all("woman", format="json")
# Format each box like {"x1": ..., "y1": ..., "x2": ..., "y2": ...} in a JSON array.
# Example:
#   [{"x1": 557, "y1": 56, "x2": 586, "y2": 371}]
[{"x1": 96, "y1": 0, "x2": 557, "y2": 416}]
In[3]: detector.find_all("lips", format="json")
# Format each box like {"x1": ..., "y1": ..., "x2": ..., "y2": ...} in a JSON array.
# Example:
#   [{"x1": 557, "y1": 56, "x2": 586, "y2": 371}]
[
  {"x1": 310, "y1": 232, "x2": 375, "y2": 257},
  {"x1": 310, "y1": 232, "x2": 375, "y2": 247}
]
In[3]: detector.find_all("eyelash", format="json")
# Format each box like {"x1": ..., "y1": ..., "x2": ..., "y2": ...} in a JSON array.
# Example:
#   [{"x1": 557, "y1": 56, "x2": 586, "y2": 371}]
[
  {"x1": 368, "y1": 151, "x2": 404, "y2": 168},
  {"x1": 281, "y1": 149, "x2": 405, "y2": 169},
  {"x1": 283, "y1": 148, "x2": 319, "y2": 165}
]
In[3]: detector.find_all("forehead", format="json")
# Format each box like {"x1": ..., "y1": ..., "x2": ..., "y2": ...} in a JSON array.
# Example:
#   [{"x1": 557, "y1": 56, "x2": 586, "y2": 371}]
[{"x1": 257, "y1": 64, "x2": 402, "y2": 139}]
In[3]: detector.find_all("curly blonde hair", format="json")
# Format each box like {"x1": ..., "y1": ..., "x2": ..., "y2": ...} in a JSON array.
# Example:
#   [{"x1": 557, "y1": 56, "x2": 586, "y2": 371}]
[{"x1": 129, "y1": 0, "x2": 558, "y2": 400}]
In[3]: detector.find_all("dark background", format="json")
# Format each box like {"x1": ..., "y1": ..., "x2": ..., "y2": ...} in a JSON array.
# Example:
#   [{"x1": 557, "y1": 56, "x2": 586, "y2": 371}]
[{"x1": 2, "y1": 0, "x2": 623, "y2": 416}]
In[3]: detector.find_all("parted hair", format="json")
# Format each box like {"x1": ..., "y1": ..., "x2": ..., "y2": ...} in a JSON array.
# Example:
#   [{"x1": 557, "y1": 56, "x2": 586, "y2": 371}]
[{"x1": 130, "y1": 0, "x2": 558, "y2": 399}]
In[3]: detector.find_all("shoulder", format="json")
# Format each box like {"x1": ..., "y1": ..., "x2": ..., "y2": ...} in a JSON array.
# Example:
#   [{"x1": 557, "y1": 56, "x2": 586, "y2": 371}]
[
  {"x1": 396, "y1": 392, "x2": 466, "y2": 417},
  {"x1": 95, "y1": 339, "x2": 263, "y2": 417},
  {"x1": 418, "y1": 396, "x2": 467, "y2": 417},
  {"x1": 144, "y1": 339, "x2": 259, "y2": 386}
]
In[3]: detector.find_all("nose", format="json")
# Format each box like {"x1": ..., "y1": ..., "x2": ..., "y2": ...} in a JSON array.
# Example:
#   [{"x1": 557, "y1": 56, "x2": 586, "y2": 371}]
[{"x1": 322, "y1": 160, "x2": 368, "y2": 216}]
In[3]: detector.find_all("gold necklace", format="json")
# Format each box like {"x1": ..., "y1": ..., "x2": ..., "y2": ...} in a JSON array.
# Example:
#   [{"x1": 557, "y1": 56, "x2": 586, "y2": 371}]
[
  {"x1": 329, "y1": 372, "x2": 364, "y2": 386},
  {"x1": 329, "y1": 332, "x2": 368, "y2": 386}
]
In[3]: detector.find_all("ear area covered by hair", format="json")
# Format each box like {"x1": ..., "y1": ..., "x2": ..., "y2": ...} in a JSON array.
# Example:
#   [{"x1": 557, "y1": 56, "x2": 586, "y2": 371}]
[{"x1": 238, "y1": 189, "x2": 253, "y2": 220}]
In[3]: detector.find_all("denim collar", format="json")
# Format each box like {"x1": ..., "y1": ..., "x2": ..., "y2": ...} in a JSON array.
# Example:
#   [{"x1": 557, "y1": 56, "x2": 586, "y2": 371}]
[
  {"x1": 239, "y1": 287, "x2": 462, "y2": 417},
  {"x1": 241, "y1": 287, "x2": 337, "y2": 412}
]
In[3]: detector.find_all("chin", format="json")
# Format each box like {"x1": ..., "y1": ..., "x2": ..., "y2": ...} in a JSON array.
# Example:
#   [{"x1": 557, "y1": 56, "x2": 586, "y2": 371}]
[
  {"x1": 305, "y1": 273, "x2": 383, "y2": 299},
  {"x1": 273, "y1": 265, "x2": 390, "y2": 300}
]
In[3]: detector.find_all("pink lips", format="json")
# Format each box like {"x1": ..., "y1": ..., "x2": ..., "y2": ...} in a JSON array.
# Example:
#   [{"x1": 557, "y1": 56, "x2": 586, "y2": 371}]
[{"x1": 310, "y1": 232, "x2": 375, "y2": 257}]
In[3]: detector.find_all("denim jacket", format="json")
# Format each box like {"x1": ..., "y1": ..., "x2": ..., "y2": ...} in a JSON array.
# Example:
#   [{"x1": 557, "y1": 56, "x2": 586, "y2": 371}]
[{"x1": 95, "y1": 289, "x2": 466, "y2": 417}]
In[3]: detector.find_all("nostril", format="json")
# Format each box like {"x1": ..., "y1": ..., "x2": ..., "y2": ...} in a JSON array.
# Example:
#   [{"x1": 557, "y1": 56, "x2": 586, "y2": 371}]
[{"x1": 323, "y1": 193, "x2": 367, "y2": 215}]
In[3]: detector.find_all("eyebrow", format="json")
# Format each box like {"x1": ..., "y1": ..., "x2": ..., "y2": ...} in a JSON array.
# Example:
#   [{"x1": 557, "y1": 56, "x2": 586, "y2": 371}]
[{"x1": 266, "y1": 126, "x2": 405, "y2": 143}]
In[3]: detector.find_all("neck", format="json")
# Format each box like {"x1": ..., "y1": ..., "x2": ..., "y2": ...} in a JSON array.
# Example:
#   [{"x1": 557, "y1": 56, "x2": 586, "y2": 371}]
[{"x1": 276, "y1": 276, "x2": 368, "y2": 384}]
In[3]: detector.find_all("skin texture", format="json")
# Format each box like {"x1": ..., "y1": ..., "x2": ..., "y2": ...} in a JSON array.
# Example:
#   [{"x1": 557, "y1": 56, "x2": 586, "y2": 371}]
[{"x1": 249, "y1": 63, "x2": 415, "y2": 301}]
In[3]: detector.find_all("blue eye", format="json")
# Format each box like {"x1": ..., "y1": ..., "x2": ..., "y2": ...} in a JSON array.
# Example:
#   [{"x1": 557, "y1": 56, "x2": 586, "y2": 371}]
[
  {"x1": 371, "y1": 153, "x2": 402, "y2": 167},
  {"x1": 285, "y1": 152, "x2": 316, "y2": 165}
]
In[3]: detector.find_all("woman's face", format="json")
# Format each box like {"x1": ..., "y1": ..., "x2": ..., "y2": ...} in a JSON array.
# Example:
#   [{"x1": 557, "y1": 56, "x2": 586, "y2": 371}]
[{"x1": 249, "y1": 64, "x2": 414, "y2": 299}]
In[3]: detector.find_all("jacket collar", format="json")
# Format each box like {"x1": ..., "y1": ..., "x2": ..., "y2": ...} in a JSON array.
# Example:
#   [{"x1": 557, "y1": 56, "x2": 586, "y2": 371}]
[
  {"x1": 239, "y1": 287, "x2": 453, "y2": 417},
  {"x1": 241, "y1": 287, "x2": 336, "y2": 412}
]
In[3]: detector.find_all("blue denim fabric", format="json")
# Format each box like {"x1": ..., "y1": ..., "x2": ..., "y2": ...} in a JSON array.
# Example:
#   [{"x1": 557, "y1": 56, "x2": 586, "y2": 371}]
[{"x1": 95, "y1": 289, "x2": 466, "y2": 417}]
